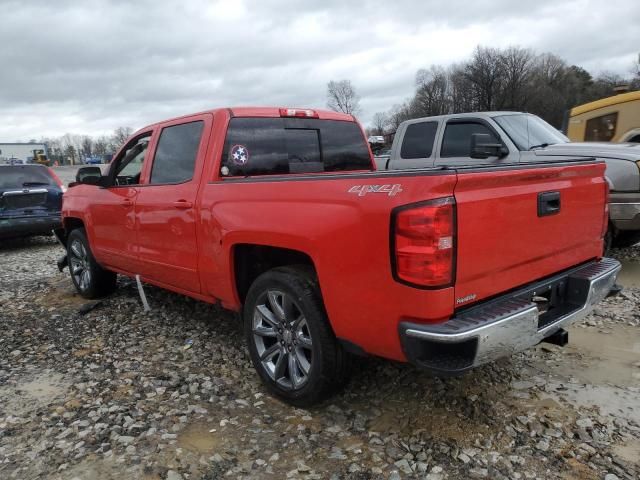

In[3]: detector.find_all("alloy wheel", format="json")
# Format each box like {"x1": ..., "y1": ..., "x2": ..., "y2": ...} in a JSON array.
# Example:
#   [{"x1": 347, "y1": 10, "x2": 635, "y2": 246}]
[
  {"x1": 252, "y1": 290, "x2": 313, "y2": 390},
  {"x1": 69, "y1": 239, "x2": 91, "y2": 292}
]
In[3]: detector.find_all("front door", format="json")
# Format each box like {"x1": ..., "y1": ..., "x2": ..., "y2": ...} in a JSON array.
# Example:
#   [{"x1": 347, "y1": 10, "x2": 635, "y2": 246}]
[
  {"x1": 434, "y1": 119, "x2": 519, "y2": 167},
  {"x1": 134, "y1": 115, "x2": 210, "y2": 293},
  {"x1": 88, "y1": 133, "x2": 152, "y2": 273}
]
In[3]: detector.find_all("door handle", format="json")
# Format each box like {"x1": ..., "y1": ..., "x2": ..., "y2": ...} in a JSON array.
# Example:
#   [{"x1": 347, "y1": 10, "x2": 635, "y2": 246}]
[
  {"x1": 121, "y1": 198, "x2": 134, "y2": 207},
  {"x1": 537, "y1": 191, "x2": 561, "y2": 217},
  {"x1": 173, "y1": 200, "x2": 193, "y2": 209}
]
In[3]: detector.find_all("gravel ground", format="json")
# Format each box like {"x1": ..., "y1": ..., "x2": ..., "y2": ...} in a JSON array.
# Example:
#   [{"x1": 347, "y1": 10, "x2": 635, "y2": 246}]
[{"x1": 0, "y1": 237, "x2": 639, "y2": 480}]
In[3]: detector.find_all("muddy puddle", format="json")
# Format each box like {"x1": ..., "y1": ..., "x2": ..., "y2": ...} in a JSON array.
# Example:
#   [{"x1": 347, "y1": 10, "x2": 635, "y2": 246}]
[
  {"x1": 0, "y1": 372, "x2": 69, "y2": 417},
  {"x1": 531, "y1": 323, "x2": 640, "y2": 424},
  {"x1": 177, "y1": 423, "x2": 224, "y2": 453},
  {"x1": 35, "y1": 276, "x2": 88, "y2": 310},
  {"x1": 565, "y1": 325, "x2": 640, "y2": 386},
  {"x1": 617, "y1": 257, "x2": 640, "y2": 288}
]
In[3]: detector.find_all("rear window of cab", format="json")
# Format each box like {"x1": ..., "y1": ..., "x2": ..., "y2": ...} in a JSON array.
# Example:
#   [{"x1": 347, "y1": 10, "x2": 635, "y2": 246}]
[{"x1": 220, "y1": 118, "x2": 372, "y2": 177}]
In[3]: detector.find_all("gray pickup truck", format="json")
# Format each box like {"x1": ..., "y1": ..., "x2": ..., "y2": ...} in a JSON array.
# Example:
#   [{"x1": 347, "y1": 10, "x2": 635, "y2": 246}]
[{"x1": 376, "y1": 112, "x2": 640, "y2": 249}]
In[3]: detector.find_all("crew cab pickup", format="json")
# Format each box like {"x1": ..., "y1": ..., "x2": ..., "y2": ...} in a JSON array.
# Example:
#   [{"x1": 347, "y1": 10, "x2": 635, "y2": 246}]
[
  {"x1": 379, "y1": 112, "x2": 640, "y2": 249},
  {"x1": 56, "y1": 107, "x2": 620, "y2": 406}
]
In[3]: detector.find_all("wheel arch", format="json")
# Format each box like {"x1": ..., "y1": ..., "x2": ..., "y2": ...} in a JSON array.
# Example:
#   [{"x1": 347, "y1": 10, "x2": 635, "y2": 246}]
[
  {"x1": 54, "y1": 217, "x2": 86, "y2": 247},
  {"x1": 232, "y1": 243, "x2": 318, "y2": 305},
  {"x1": 620, "y1": 128, "x2": 640, "y2": 143}
]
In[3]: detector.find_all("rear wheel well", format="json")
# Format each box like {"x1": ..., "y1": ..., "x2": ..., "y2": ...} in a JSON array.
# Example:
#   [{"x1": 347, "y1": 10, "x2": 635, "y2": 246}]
[{"x1": 234, "y1": 244, "x2": 316, "y2": 304}]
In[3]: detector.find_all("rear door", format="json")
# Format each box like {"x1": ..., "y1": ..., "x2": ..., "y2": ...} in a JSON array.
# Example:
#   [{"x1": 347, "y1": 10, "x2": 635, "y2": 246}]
[
  {"x1": 388, "y1": 120, "x2": 440, "y2": 170},
  {"x1": 452, "y1": 160, "x2": 607, "y2": 308},
  {"x1": 134, "y1": 114, "x2": 211, "y2": 293},
  {"x1": 434, "y1": 118, "x2": 519, "y2": 167}
]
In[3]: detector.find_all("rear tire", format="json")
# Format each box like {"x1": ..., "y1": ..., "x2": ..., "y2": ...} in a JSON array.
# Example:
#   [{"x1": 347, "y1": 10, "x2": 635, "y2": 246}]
[
  {"x1": 603, "y1": 227, "x2": 613, "y2": 255},
  {"x1": 67, "y1": 228, "x2": 117, "y2": 299},
  {"x1": 612, "y1": 230, "x2": 640, "y2": 249},
  {"x1": 243, "y1": 266, "x2": 350, "y2": 407}
]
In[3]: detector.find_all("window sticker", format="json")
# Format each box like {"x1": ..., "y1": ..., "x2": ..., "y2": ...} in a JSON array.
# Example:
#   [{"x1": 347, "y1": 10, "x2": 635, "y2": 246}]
[{"x1": 230, "y1": 144, "x2": 249, "y2": 166}]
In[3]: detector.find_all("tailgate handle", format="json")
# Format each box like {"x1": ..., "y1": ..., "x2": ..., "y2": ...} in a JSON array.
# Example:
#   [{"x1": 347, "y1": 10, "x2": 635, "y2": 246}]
[{"x1": 538, "y1": 191, "x2": 561, "y2": 217}]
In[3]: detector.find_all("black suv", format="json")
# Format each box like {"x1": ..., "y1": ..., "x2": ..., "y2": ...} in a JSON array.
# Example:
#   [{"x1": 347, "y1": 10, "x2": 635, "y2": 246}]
[{"x1": 0, "y1": 165, "x2": 64, "y2": 240}]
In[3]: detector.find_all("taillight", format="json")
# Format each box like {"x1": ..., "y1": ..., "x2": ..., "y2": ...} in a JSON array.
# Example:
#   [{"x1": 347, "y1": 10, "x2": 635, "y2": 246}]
[
  {"x1": 279, "y1": 108, "x2": 319, "y2": 118},
  {"x1": 392, "y1": 197, "x2": 456, "y2": 288},
  {"x1": 47, "y1": 167, "x2": 67, "y2": 192}
]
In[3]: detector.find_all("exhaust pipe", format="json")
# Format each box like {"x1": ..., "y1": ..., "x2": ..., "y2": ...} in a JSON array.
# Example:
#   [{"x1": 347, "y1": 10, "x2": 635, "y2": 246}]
[{"x1": 607, "y1": 284, "x2": 622, "y2": 298}]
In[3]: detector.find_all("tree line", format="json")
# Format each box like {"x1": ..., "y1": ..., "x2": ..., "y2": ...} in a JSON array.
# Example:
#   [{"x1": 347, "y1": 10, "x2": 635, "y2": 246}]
[
  {"x1": 327, "y1": 46, "x2": 640, "y2": 137},
  {"x1": 41, "y1": 126, "x2": 133, "y2": 165}
]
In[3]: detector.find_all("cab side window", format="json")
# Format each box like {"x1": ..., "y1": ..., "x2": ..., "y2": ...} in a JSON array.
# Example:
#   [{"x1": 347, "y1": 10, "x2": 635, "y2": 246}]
[
  {"x1": 112, "y1": 134, "x2": 151, "y2": 186},
  {"x1": 400, "y1": 122, "x2": 438, "y2": 159},
  {"x1": 441, "y1": 122, "x2": 500, "y2": 158},
  {"x1": 150, "y1": 121, "x2": 204, "y2": 184}
]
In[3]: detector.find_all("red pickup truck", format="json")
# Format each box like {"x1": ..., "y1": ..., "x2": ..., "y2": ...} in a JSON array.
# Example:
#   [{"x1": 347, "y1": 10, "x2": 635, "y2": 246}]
[{"x1": 56, "y1": 107, "x2": 620, "y2": 406}]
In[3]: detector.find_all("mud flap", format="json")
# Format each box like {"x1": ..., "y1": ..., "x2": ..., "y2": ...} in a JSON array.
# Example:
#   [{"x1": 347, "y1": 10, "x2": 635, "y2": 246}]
[{"x1": 57, "y1": 254, "x2": 68, "y2": 272}]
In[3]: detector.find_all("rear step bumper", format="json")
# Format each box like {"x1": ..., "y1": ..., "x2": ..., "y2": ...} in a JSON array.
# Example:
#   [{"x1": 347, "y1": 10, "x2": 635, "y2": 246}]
[{"x1": 399, "y1": 257, "x2": 621, "y2": 375}]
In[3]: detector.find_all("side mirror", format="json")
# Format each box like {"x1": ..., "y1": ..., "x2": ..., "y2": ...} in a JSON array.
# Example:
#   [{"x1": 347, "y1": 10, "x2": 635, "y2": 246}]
[
  {"x1": 470, "y1": 133, "x2": 508, "y2": 159},
  {"x1": 75, "y1": 166, "x2": 105, "y2": 186}
]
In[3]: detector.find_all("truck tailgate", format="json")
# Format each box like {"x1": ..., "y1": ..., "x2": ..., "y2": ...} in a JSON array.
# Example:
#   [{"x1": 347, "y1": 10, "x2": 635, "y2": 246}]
[{"x1": 453, "y1": 161, "x2": 607, "y2": 307}]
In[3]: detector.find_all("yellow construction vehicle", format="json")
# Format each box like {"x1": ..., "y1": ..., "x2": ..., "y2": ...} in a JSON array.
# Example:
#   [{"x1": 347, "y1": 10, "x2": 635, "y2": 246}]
[{"x1": 32, "y1": 149, "x2": 50, "y2": 166}]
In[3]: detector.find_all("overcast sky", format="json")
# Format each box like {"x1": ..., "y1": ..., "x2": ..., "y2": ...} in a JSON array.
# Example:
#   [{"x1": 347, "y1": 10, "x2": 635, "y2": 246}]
[{"x1": 1, "y1": 0, "x2": 638, "y2": 141}]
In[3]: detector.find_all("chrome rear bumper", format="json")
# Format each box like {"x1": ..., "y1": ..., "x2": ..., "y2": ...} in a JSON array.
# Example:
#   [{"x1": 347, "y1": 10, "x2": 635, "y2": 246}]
[{"x1": 399, "y1": 258, "x2": 621, "y2": 374}]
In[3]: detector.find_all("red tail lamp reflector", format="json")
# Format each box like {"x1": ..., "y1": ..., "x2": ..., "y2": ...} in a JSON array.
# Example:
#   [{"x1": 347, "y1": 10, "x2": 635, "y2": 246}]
[{"x1": 392, "y1": 197, "x2": 456, "y2": 288}]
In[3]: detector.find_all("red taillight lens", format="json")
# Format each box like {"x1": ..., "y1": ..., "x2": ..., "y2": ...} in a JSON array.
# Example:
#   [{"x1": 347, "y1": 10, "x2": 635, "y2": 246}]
[
  {"x1": 279, "y1": 108, "x2": 319, "y2": 118},
  {"x1": 47, "y1": 167, "x2": 65, "y2": 190},
  {"x1": 392, "y1": 197, "x2": 455, "y2": 287}
]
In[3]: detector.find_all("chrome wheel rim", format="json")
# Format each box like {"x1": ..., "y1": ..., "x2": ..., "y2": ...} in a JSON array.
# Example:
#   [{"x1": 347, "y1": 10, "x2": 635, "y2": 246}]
[
  {"x1": 69, "y1": 239, "x2": 91, "y2": 291},
  {"x1": 252, "y1": 290, "x2": 313, "y2": 390}
]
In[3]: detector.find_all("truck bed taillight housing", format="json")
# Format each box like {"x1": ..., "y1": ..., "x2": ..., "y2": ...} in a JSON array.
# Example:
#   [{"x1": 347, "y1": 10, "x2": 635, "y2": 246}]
[{"x1": 391, "y1": 197, "x2": 456, "y2": 288}]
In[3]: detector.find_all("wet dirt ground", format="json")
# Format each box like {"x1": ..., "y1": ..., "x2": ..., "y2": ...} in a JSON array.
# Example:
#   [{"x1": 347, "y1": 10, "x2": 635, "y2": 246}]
[{"x1": 0, "y1": 237, "x2": 639, "y2": 480}]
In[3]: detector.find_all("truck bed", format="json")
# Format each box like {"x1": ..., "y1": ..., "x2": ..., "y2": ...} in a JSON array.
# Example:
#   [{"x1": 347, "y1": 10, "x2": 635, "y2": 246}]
[{"x1": 198, "y1": 158, "x2": 607, "y2": 361}]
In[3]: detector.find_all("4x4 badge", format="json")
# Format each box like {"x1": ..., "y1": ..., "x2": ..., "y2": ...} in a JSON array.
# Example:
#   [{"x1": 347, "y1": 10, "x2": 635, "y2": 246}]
[{"x1": 348, "y1": 184, "x2": 403, "y2": 197}]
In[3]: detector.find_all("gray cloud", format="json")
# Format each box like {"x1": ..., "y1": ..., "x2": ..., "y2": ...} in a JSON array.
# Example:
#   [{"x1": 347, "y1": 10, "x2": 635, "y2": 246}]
[{"x1": 1, "y1": 0, "x2": 638, "y2": 139}]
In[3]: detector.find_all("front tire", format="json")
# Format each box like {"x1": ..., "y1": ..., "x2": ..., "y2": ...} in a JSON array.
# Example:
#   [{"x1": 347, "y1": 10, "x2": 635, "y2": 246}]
[
  {"x1": 67, "y1": 228, "x2": 117, "y2": 299},
  {"x1": 243, "y1": 266, "x2": 350, "y2": 407}
]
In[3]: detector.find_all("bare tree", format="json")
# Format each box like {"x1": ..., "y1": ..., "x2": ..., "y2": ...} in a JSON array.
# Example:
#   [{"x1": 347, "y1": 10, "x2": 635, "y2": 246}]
[
  {"x1": 60, "y1": 133, "x2": 84, "y2": 165},
  {"x1": 370, "y1": 112, "x2": 388, "y2": 136},
  {"x1": 414, "y1": 66, "x2": 451, "y2": 117},
  {"x1": 386, "y1": 103, "x2": 414, "y2": 135},
  {"x1": 499, "y1": 46, "x2": 535, "y2": 110},
  {"x1": 80, "y1": 136, "x2": 93, "y2": 159},
  {"x1": 327, "y1": 80, "x2": 361, "y2": 115},
  {"x1": 631, "y1": 53, "x2": 640, "y2": 90},
  {"x1": 111, "y1": 126, "x2": 134, "y2": 151},
  {"x1": 93, "y1": 136, "x2": 110, "y2": 156},
  {"x1": 464, "y1": 46, "x2": 506, "y2": 111}
]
